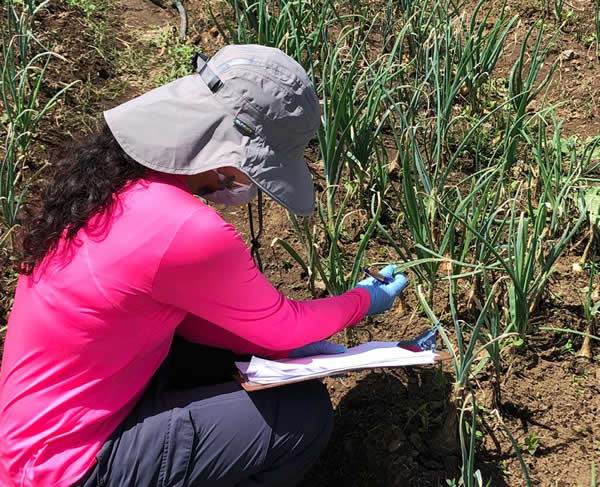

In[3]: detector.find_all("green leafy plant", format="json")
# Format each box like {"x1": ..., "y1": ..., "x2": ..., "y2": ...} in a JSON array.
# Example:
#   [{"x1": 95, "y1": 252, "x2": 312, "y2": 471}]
[
  {"x1": 66, "y1": 0, "x2": 98, "y2": 18},
  {"x1": 523, "y1": 432, "x2": 540, "y2": 456},
  {"x1": 154, "y1": 39, "x2": 196, "y2": 85}
]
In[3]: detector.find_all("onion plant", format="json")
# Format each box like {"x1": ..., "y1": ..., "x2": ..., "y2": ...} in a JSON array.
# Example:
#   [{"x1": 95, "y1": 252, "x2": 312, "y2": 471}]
[
  {"x1": 384, "y1": 93, "x2": 515, "y2": 298},
  {"x1": 384, "y1": 5, "x2": 517, "y2": 246},
  {"x1": 504, "y1": 22, "x2": 559, "y2": 170},
  {"x1": 402, "y1": 0, "x2": 442, "y2": 62},
  {"x1": 455, "y1": 394, "x2": 489, "y2": 487},
  {"x1": 417, "y1": 284, "x2": 513, "y2": 452},
  {"x1": 596, "y1": 0, "x2": 600, "y2": 58},
  {"x1": 253, "y1": 12, "x2": 405, "y2": 301},
  {"x1": 1, "y1": 0, "x2": 75, "y2": 155},
  {"x1": 577, "y1": 264, "x2": 599, "y2": 359},
  {"x1": 343, "y1": 27, "x2": 411, "y2": 193},
  {"x1": 273, "y1": 188, "x2": 382, "y2": 297},
  {"x1": 377, "y1": 19, "x2": 473, "y2": 295},
  {"x1": 524, "y1": 113, "x2": 591, "y2": 237},
  {"x1": 315, "y1": 20, "x2": 374, "y2": 220},
  {"x1": 1, "y1": 0, "x2": 76, "y2": 245},
  {"x1": 208, "y1": 0, "x2": 336, "y2": 72},
  {"x1": 314, "y1": 17, "x2": 407, "y2": 218},
  {"x1": 458, "y1": 0, "x2": 518, "y2": 112},
  {"x1": 387, "y1": 130, "x2": 461, "y2": 298},
  {"x1": 448, "y1": 167, "x2": 508, "y2": 310},
  {"x1": 447, "y1": 181, "x2": 584, "y2": 338}
]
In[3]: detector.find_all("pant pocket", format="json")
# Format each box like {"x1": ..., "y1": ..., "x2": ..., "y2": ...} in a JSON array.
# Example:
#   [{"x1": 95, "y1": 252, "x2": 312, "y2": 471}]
[{"x1": 159, "y1": 408, "x2": 195, "y2": 487}]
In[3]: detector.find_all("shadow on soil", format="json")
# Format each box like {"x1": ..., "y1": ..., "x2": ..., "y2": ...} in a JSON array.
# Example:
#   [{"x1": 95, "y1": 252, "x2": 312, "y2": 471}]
[{"x1": 301, "y1": 367, "x2": 511, "y2": 487}]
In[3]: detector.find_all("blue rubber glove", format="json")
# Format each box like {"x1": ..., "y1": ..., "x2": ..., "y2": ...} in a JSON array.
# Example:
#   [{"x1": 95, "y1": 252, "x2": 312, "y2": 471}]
[
  {"x1": 355, "y1": 264, "x2": 408, "y2": 315},
  {"x1": 289, "y1": 340, "x2": 347, "y2": 358}
]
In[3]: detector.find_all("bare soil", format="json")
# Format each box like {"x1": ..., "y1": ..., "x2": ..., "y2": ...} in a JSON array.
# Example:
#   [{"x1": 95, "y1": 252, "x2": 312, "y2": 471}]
[{"x1": 1, "y1": 0, "x2": 599, "y2": 485}]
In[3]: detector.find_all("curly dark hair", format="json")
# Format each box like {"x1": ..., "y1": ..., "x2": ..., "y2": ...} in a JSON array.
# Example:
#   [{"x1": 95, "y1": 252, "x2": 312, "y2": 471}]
[{"x1": 19, "y1": 122, "x2": 147, "y2": 275}]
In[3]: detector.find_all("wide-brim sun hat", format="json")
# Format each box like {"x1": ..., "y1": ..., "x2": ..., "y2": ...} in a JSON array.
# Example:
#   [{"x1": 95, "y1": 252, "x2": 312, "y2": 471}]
[{"x1": 103, "y1": 44, "x2": 320, "y2": 216}]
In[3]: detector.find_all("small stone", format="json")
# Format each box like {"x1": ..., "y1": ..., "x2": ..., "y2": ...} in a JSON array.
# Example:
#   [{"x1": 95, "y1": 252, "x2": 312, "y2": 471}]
[
  {"x1": 574, "y1": 361, "x2": 587, "y2": 375},
  {"x1": 560, "y1": 49, "x2": 577, "y2": 61}
]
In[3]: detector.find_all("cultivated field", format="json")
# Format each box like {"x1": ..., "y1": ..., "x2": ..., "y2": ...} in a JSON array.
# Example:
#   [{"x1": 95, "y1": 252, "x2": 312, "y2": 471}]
[{"x1": 1, "y1": 0, "x2": 600, "y2": 485}]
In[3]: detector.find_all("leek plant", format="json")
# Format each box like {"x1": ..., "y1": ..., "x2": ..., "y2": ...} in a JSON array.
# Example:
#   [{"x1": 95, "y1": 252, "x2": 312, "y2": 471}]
[{"x1": 1, "y1": 0, "x2": 76, "y2": 245}]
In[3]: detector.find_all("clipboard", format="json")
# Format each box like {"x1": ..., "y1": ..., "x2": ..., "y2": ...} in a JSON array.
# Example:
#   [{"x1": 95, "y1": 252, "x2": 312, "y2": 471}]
[{"x1": 234, "y1": 349, "x2": 452, "y2": 391}]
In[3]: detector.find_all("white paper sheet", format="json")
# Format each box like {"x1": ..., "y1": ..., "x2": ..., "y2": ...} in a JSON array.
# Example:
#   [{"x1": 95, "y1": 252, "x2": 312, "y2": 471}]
[{"x1": 235, "y1": 341, "x2": 436, "y2": 385}]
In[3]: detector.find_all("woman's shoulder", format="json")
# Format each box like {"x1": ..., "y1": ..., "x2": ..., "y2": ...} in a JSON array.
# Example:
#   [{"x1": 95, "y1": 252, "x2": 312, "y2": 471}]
[{"x1": 98, "y1": 171, "x2": 224, "y2": 239}]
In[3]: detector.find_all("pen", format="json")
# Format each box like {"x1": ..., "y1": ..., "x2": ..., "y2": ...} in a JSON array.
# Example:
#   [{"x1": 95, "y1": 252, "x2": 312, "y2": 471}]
[{"x1": 364, "y1": 268, "x2": 393, "y2": 284}]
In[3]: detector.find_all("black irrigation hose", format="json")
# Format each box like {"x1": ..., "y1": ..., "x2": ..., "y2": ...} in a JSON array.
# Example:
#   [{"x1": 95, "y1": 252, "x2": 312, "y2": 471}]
[{"x1": 171, "y1": 0, "x2": 187, "y2": 40}]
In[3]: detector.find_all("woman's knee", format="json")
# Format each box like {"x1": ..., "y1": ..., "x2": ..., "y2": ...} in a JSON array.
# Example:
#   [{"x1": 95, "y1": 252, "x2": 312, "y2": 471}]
[{"x1": 278, "y1": 380, "x2": 334, "y2": 446}]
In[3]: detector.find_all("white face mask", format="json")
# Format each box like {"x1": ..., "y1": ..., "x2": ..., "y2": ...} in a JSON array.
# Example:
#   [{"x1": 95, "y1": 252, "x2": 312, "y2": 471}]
[{"x1": 201, "y1": 170, "x2": 258, "y2": 206}]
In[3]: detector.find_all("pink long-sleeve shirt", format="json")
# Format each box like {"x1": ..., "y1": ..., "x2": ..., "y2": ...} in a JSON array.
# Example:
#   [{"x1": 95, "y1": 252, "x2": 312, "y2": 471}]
[{"x1": 0, "y1": 172, "x2": 370, "y2": 487}]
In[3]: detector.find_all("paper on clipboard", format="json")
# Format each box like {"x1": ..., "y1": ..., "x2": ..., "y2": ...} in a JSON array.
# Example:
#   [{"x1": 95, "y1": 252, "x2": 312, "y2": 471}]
[{"x1": 235, "y1": 341, "x2": 443, "y2": 388}]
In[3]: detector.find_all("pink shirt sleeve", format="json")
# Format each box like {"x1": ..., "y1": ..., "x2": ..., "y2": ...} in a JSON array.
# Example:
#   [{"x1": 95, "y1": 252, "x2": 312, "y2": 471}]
[
  {"x1": 176, "y1": 314, "x2": 290, "y2": 359},
  {"x1": 152, "y1": 207, "x2": 370, "y2": 352}
]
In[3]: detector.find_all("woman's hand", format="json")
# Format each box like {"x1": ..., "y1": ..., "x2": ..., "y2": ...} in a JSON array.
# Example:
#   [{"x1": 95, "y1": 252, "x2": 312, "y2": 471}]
[
  {"x1": 289, "y1": 340, "x2": 347, "y2": 358},
  {"x1": 355, "y1": 264, "x2": 408, "y2": 316}
]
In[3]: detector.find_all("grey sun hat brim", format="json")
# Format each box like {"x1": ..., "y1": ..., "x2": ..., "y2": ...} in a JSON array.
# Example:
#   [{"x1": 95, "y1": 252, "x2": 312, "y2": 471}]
[{"x1": 103, "y1": 45, "x2": 319, "y2": 216}]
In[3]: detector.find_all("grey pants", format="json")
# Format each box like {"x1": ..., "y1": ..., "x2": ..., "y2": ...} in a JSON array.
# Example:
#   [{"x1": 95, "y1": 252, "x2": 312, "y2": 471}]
[{"x1": 74, "y1": 337, "x2": 334, "y2": 487}]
